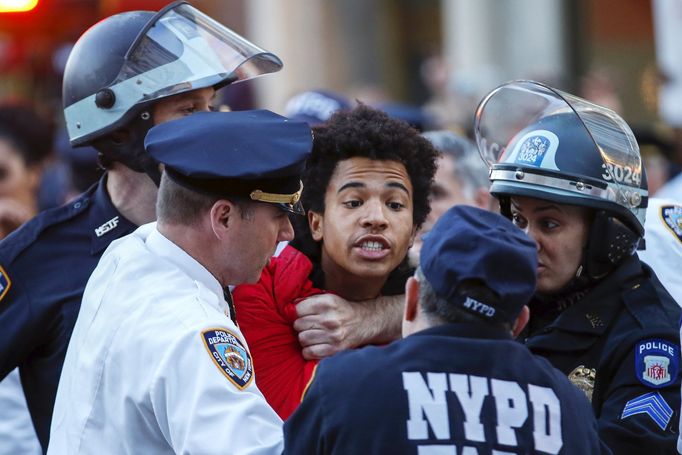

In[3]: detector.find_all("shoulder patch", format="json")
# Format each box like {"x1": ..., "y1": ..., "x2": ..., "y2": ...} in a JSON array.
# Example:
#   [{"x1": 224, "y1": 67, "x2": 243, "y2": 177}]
[
  {"x1": 621, "y1": 392, "x2": 673, "y2": 431},
  {"x1": 201, "y1": 328, "x2": 253, "y2": 390},
  {"x1": 634, "y1": 339, "x2": 679, "y2": 388},
  {"x1": 0, "y1": 265, "x2": 10, "y2": 302},
  {"x1": 660, "y1": 204, "x2": 682, "y2": 243}
]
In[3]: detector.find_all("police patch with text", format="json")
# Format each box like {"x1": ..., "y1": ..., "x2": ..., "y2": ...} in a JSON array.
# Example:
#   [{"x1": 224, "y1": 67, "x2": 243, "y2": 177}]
[
  {"x1": 661, "y1": 204, "x2": 682, "y2": 243},
  {"x1": 634, "y1": 339, "x2": 679, "y2": 388},
  {"x1": 0, "y1": 265, "x2": 11, "y2": 303},
  {"x1": 201, "y1": 328, "x2": 253, "y2": 390}
]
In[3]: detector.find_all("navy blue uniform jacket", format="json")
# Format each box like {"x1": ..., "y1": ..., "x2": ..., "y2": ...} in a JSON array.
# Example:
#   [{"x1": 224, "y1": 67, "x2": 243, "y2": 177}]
[
  {"x1": 525, "y1": 255, "x2": 681, "y2": 454},
  {"x1": 284, "y1": 323, "x2": 605, "y2": 454},
  {"x1": 0, "y1": 176, "x2": 136, "y2": 450}
]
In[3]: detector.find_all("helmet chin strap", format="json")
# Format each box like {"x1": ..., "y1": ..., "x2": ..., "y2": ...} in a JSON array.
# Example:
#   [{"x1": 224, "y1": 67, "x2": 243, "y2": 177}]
[{"x1": 93, "y1": 111, "x2": 161, "y2": 186}]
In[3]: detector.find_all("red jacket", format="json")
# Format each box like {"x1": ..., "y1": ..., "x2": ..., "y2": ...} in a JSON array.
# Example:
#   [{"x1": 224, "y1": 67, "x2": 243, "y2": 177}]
[{"x1": 233, "y1": 245, "x2": 324, "y2": 419}]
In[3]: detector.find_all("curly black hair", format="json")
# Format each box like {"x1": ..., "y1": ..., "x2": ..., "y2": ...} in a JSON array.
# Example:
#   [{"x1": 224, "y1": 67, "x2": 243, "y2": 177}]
[
  {"x1": 290, "y1": 104, "x2": 438, "y2": 294},
  {"x1": 301, "y1": 103, "x2": 438, "y2": 228}
]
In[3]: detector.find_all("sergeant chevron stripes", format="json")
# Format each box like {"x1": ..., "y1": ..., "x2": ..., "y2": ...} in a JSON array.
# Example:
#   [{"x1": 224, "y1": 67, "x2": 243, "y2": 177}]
[{"x1": 621, "y1": 391, "x2": 673, "y2": 430}]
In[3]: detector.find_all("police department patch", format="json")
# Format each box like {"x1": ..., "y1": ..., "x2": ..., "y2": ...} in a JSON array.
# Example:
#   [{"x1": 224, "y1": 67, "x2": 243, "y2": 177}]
[
  {"x1": 201, "y1": 328, "x2": 253, "y2": 390},
  {"x1": 660, "y1": 204, "x2": 682, "y2": 243},
  {"x1": 0, "y1": 266, "x2": 11, "y2": 302},
  {"x1": 634, "y1": 339, "x2": 679, "y2": 388}
]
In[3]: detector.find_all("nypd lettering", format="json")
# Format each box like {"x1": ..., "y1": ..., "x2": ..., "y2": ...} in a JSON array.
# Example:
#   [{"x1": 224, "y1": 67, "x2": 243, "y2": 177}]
[
  {"x1": 201, "y1": 328, "x2": 253, "y2": 390},
  {"x1": 634, "y1": 339, "x2": 679, "y2": 388},
  {"x1": 462, "y1": 297, "x2": 495, "y2": 318},
  {"x1": 660, "y1": 204, "x2": 682, "y2": 243},
  {"x1": 402, "y1": 371, "x2": 563, "y2": 454},
  {"x1": 621, "y1": 392, "x2": 673, "y2": 431},
  {"x1": 0, "y1": 265, "x2": 11, "y2": 302},
  {"x1": 95, "y1": 216, "x2": 120, "y2": 237}
]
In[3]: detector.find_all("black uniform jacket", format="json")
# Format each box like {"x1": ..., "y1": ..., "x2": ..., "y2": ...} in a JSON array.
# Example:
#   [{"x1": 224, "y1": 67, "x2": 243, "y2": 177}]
[
  {"x1": 525, "y1": 255, "x2": 681, "y2": 454},
  {"x1": 285, "y1": 323, "x2": 605, "y2": 454},
  {"x1": 0, "y1": 176, "x2": 136, "y2": 450}
]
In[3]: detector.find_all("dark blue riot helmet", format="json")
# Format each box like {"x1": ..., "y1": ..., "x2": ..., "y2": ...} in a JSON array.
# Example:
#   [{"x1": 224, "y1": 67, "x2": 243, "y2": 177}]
[
  {"x1": 62, "y1": 1, "x2": 282, "y2": 184},
  {"x1": 475, "y1": 80, "x2": 648, "y2": 281}
]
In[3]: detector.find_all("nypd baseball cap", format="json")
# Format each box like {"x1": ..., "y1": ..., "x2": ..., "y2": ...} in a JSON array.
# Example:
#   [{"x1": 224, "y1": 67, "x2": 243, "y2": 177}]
[
  {"x1": 144, "y1": 110, "x2": 313, "y2": 214},
  {"x1": 419, "y1": 205, "x2": 538, "y2": 323}
]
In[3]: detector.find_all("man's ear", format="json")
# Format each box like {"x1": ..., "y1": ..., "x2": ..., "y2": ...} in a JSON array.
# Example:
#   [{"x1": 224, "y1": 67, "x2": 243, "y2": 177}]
[
  {"x1": 209, "y1": 199, "x2": 234, "y2": 238},
  {"x1": 512, "y1": 305, "x2": 530, "y2": 338},
  {"x1": 308, "y1": 210, "x2": 324, "y2": 241},
  {"x1": 408, "y1": 225, "x2": 418, "y2": 249},
  {"x1": 404, "y1": 277, "x2": 420, "y2": 323}
]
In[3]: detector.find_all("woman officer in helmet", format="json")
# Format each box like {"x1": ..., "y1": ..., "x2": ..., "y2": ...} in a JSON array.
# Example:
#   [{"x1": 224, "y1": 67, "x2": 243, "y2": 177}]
[{"x1": 476, "y1": 80, "x2": 680, "y2": 453}]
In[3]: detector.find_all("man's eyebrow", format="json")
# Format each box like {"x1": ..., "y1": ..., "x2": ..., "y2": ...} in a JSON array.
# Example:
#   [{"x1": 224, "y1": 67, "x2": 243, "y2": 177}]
[
  {"x1": 387, "y1": 181, "x2": 410, "y2": 195},
  {"x1": 338, "y1": 182, "x2": 365, "y2": 193}
]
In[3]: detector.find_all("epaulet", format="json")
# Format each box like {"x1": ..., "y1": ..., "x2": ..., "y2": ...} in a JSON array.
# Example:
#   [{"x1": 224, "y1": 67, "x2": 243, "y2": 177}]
[
  {"x1": 622, "y1": 272, "x2": 680, "y2": 332},
  {"x1": 0, "y1": 191, "x2": 93, "y2": 263}
]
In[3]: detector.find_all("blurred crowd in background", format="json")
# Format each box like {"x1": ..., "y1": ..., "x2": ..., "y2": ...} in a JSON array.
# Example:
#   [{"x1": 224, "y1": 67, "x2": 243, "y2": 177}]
[{"x1": 0, "y1": 0, "x2": 680, "y2": 239}]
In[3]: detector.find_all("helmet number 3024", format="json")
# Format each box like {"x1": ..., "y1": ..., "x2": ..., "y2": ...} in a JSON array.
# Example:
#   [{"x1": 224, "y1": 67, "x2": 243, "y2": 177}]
[{"x1": 601, "y1": 163, "x2": 641, "y2": 186}]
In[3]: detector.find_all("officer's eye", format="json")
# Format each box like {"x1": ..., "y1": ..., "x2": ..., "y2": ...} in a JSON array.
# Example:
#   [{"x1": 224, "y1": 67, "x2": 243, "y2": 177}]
[
  {"x1": 387, "y1": 201, "x2": 405, "y2": 211},
  {"x1": 511, "y1": 213, "x2": 526, "y2": 228},
  {"x1": 343, "y1": 200, "x2": 362, "y2": 208},
  {"x1": 541, "y1": 219, "x2": 559, "y2": 230}
]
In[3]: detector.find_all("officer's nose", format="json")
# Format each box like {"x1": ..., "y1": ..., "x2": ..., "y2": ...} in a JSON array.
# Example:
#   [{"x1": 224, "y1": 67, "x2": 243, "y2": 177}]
[
  {"x1": 278, "y1": 216, "x2": 295, "y2": 242},
  {"x1": 524, "y1": 225, "x2": 542, "y2": 252},
  {"x1": 360, "y1": 199, "x2": 388, "y2": 230}
]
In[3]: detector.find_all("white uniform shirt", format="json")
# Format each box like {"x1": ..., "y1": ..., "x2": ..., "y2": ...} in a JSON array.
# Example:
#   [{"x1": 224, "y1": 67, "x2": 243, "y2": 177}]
[
  {"x1": 639, "y1": 197, "x2": 682, "y2": 306},
  {"x1": 0, "y1": 369, "x2": 41, "y2": 455},
  {"x1": 48, "y1": 223, "x2": 282, "y2": 454}
]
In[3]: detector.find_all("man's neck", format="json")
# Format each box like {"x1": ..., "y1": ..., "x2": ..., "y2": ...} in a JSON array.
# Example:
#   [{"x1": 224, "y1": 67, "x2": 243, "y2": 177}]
[
  {"x1": 320, "y1": 254, "x2": 387, "y2": 301},
  {"x1": 106, "y1": 164, "x2": 158, "y2": 226}
]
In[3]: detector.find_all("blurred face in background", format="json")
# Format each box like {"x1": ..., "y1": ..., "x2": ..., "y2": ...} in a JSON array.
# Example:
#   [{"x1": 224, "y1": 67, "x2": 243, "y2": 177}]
[
  {"x1": 410, "y1": 154, "x2": 485, "y2": 264},
  {"x1": 0, "y1": 138, "x2": 42, "y2": 215}
]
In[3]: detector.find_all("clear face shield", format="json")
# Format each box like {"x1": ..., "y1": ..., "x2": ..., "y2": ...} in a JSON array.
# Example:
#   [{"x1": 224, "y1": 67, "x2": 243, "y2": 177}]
[
  {"x1": 65, "y1": 1, "x2": 282, "y2": 145},
  {"x1": 474, "y1": 80, "x2": 647, "y2": 231}
]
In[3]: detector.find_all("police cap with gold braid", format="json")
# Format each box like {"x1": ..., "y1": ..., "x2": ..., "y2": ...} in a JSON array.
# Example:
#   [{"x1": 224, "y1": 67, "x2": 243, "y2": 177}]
[{"x1": 144, "y1": 110, "x2": 312, "y2": 214}]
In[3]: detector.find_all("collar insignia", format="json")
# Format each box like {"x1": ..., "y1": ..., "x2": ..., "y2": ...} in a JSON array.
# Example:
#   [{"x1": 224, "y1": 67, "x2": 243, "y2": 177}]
[{"x1": 95, "y1": 216, "x2": 120, "y2": 237}]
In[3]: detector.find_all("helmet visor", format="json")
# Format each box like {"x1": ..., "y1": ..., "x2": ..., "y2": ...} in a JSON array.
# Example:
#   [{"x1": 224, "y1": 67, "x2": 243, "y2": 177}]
[
  {"x1": 475, "y1": 80, "x2": 646, "y2": 226},
  {"x1": 65, "y1": 2, "x2": 282, "y2": 144}
]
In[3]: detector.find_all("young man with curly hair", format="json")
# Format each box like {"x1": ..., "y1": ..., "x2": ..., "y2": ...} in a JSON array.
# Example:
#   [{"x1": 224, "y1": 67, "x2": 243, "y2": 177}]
[{"x1": 233, "y1": 104, "x2": 438, "y2": 419}]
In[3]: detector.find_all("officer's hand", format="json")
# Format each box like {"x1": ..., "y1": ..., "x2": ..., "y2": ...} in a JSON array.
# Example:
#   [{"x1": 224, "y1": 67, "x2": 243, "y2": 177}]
[{"x1": 294, "y1": 294, "x2": 404, "y2": 360}]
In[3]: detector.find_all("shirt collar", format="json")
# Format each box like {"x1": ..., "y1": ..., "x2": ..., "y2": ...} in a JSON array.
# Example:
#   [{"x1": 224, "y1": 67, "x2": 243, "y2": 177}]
[
  {"x1": 89, "y1": 174, "x2": 137, "y2": 255},
  {"x1": 145, "y1": 225, "x2": 227, "y2": 313}
]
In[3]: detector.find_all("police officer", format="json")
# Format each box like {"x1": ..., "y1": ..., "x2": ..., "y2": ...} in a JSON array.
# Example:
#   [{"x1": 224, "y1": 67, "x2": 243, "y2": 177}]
[
  {"x1": 0, "y1": 2, "x2": 282, "y2": 450},
  {"x1": 49, "y1": 110, "x2": 311, "y2": 454},
  {"x1": 284, "y1": 205, "x2": 604, "y2": 454},
  {"x1": 475, "y1": 80, "x2": 681, "y2": 452}
]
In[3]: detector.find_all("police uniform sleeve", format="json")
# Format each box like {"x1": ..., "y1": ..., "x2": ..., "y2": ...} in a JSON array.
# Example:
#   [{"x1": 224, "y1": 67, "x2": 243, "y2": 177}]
[
  {"x1": 595, "y1": 333, "x2": 680, "y2": 452},
  {"x1": 0, "y1": 270, "x2": 40, "y2": 379},
  {"x1": 150, "y1": 324, "x2": 283, "y2": 455},
  {"x1": 282, "y1": 364, "x2": 327, "y2": 454}
]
